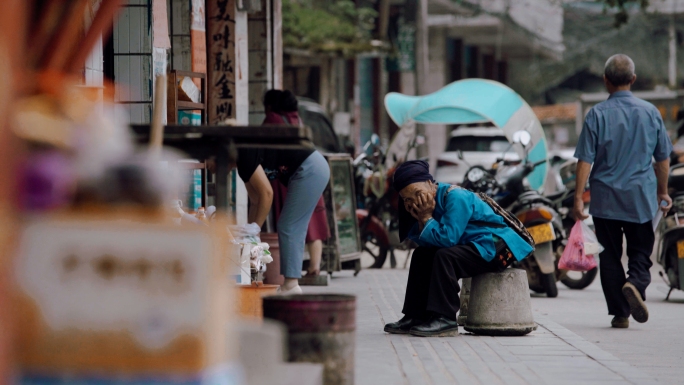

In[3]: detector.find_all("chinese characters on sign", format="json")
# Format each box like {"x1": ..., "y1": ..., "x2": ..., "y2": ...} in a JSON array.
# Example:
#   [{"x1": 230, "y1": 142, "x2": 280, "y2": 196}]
[{"x1": 207, "y1": 0, "x2": 236, "y2": 124}]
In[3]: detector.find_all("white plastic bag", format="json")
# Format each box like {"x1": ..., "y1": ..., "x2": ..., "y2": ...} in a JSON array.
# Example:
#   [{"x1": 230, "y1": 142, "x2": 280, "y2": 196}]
[
  {"x1": 229, "y1": 224, "x2": 273, "y2": 276},
  {"x1": 229, "y1": 223, "x2": 262, "y2": 244},
  {"x1": 580, "y1": 220, "x2": 604, "y2": 256}
]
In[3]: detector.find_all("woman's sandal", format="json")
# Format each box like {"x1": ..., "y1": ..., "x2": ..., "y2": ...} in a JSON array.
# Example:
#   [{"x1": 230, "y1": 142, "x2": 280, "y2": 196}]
[{"x1": 304, "y1": 269, "x2": 320, "y2": 277}]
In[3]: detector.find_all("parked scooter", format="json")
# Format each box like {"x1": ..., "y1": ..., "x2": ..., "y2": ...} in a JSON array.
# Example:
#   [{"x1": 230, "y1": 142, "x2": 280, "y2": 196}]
[
  {"x1": 354, "y1": 134, "x2": 424, "y2": 268},
  {"x1": 461, "y1": 131, "x2": 565, "y2": 297},
  {"x1": 657, "y1": 163, "x2": 684, "y2": 300}
]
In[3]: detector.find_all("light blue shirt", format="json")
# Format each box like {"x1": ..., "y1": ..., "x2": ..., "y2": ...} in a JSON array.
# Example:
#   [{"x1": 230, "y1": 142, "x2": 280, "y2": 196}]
[
  {"x1": 408, "y1": 183, "x2": 534, "y2": 262},
  {"x1": 574, "y1": 91, "x2": 672, "y2": 223}
]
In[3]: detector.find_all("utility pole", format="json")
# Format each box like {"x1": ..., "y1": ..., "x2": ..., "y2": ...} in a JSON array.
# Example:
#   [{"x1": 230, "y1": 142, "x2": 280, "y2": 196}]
[
  {"x1": 669, "y1": 14, "x2": 677, "y2": 89},
  {"x1": 415, "y1": 0, "x2": 429, "y2": 158}
]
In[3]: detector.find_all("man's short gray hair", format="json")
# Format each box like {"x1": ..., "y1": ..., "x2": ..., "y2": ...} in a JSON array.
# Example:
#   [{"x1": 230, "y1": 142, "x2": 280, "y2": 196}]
[{"x1": 604, "y1": 54, "x2": 635, "y2": 86}]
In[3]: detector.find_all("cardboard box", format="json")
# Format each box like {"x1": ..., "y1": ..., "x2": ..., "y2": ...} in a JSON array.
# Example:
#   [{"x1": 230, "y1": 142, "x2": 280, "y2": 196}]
[{"x1": 178, "y1": 110, "x2": 202, "y2": 126}]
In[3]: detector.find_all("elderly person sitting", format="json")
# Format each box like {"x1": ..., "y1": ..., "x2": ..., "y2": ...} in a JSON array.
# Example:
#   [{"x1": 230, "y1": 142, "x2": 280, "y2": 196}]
[{"x1": 384, "y1": 160, "x2": 534, "y2": 337}]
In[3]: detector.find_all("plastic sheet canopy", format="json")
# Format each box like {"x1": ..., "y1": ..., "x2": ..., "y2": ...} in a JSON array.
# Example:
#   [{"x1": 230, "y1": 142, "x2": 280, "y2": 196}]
[{"x1": 384, "y1": 79, "x2": 548, "y2": 190}]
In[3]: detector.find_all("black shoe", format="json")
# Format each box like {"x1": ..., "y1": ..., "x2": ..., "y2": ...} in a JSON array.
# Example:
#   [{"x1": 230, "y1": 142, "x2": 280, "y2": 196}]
[
  {"x1": 611, "y1": 316, "x2": 629, "y2": 329},
  {"x1": 622, "y1": 282, "x2": 649, "y2": 323},
  {"x1": 409, "y1": 315, "x2": 459, "y2": 337},
  {"x1": 384, "y1": 316, "x2": 425, "y2": 334}
]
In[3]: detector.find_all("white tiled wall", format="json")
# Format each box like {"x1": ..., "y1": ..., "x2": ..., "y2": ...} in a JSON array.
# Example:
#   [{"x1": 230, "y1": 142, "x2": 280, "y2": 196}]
[{"x1": 85, "y1": 35, "x2": 104, "y2": 87}]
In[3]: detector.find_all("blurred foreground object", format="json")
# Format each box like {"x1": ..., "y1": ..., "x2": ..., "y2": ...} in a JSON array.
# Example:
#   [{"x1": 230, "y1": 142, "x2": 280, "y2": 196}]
[
  {"x1": 0, "y1": 0, "x2": 28, "y2": 382},
  {"x1": 13, "y1": 213, "x2": 240, "y2": 383},
  {"x1": 12, "y1": 76, "x2": 190, "y2": 212}
]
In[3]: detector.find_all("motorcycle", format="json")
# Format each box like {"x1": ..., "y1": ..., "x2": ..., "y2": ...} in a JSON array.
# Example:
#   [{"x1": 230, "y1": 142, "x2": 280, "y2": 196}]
[
  {"x1": 657, "y1": 163, "x2": 684, "y2": 300},
  {"x1": 354, "y1": 133, "x2": 423, "y2": 268},
  {"x1": 461, "y1": 130, "x2": 565, "y2": 297}
]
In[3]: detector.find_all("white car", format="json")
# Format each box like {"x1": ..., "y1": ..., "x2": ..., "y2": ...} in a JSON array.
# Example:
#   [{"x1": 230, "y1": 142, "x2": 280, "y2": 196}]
[{"x1": 434, "y1": 127, "x2": 518, "y2": 185}]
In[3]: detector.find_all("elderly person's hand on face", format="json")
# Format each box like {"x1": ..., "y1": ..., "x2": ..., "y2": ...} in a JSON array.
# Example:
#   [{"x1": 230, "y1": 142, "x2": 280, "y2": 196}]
[
  {"x1": 393, "y1": 160, "x2": 438, "y2": 230},
  {"x1": 400, "y1": 181, "x2": 437, "y2": 227}
]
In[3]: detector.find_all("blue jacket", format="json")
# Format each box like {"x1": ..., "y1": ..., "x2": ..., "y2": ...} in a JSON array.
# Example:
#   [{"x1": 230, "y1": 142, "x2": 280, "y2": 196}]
[{"x1": 408, "y1": 183, "x2": 533, "y2": 262}]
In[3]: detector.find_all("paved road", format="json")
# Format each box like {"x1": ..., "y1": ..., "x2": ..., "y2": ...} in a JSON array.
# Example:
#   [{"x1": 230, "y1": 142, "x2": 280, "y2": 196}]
[
  {"x1": 530, "y1": 263, "x2": 684, "y2": 385},
  {"x1": 336, "y1": 250, "x2": 684, "y2": 384}
]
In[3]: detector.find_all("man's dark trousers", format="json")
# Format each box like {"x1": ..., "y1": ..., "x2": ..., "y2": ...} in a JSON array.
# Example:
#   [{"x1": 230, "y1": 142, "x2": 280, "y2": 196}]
[
  {"x1": 593, "y1": 217, "x2": 654, "y2": 317},
  {"x1": 402, "y1": 244, "x2": 503, "y2": 320}
]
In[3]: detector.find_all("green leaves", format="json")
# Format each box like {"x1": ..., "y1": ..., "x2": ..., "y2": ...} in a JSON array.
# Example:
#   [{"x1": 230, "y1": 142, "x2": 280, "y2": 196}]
[
  {"x1": 600, "y1": 0, "x2": 650, "y2": 27},
  {"x1": 283, "y1": 0, "x2": 379, "y2": 55}
]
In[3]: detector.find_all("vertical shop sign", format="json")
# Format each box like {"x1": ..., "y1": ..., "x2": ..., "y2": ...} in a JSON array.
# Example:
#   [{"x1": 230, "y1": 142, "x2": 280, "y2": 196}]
[
  {"x1": 152, "y1": 48, "x2": 168, "y2": 79},
  {"x1": 191, "y1": 0, "x2": 207, "y2": 88},
  {"x1": 152, "y1": 0, "x2": 170, "y2": 123},
  {"x1": 207, "y1": 0, "x2": 236, "y2": 124},
  {"x1": 386, "y1": 16, "x2": 414, "y2": 72},
  {"x1": 397, "y1": 21, "x2": 416, "y2": 72},
  {"x1": 152, "y1": 47, "x2": 168, "y2": 124}
]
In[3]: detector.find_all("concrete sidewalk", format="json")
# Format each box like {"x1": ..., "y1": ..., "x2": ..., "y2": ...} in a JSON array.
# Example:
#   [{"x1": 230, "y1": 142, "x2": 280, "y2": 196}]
[{"x1": 305, "y1": 269, "x2": 659, "y2": 385}]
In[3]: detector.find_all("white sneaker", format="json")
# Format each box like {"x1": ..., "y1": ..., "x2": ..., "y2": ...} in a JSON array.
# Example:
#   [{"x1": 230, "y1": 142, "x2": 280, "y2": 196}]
[{"x1": 277, "y1": 284, "x2": 303, "y2": 295}]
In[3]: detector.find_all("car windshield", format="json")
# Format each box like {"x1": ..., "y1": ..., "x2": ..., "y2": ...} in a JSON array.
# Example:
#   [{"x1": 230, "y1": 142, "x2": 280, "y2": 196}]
[
  {"x1": 446, "y1": 135, "x2": 510, "y2": 153},
  {"x1": 299, "y1": 109, "x2": 340, "y2": 153}
]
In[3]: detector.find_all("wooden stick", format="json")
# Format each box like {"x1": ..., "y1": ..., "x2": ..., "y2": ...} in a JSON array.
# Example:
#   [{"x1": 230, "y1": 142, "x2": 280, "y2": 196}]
[
  {"x1": 149, "y1": 75, "x2": 168, "y2": 156},
  {"x1": 67, "y1": 0, "x2": 123, "y2": 74},
  {"x1": 41, "y1": 0, "x2": 90, "y2": 72},
  {"x1": 26, "y1": 0, "x2": 69, "y2": 70}
]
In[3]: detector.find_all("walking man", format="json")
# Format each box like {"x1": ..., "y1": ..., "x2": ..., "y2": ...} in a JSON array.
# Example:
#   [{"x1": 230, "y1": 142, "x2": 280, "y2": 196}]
[{"x1": 574, "y1": 54, "x2": 673, "y2": 328}]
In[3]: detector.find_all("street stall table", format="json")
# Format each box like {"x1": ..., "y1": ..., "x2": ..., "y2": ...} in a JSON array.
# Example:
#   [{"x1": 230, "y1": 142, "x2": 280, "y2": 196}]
[
  {"x1": 130, "y1": 125, "x2": 362, "y2": 275},
  {"x1": 131, "y1": 124, "x2": 315, "y2": 210}
]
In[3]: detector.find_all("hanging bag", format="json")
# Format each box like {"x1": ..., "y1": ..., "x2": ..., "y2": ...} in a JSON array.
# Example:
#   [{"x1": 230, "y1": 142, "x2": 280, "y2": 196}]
[{"x1": 558, "y1": 220, "x2": 601, "y2": 271}]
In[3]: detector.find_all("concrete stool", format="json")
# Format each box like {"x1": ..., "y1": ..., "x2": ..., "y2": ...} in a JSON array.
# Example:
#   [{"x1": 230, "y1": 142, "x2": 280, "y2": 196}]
[
  {"x1": 457, "y1": 278, "x2": 471, "y2": 326},
  {"x1": 464, "y1": 268, "x2": 537, "y2": 336}
]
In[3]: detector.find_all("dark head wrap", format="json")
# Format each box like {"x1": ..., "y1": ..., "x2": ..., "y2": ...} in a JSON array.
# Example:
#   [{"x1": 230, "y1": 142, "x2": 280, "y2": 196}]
[
  {"x1": 263, "y1": 89, "x2": 298, "y2": 113},
  {"x1": 279, "y1": 90, "x2": 298, "y2": 112},
  {"x1": 393, "y1": 160, "x2": 435, "y2": 242},
  {"x1": 393, "y1": 160, "x2": 434, "y2": 192},
  {"x1": 263, "y1": 89, "x2": 283, "y2": 110}
]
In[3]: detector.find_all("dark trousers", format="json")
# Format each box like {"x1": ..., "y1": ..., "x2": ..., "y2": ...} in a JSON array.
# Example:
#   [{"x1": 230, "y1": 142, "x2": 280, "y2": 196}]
[
  {"x1": 402, "y1": 244, "x2": 504, "y2": 320},
  {"x1": 593, "y1": 217, "x2": 654, "y2": 317}
]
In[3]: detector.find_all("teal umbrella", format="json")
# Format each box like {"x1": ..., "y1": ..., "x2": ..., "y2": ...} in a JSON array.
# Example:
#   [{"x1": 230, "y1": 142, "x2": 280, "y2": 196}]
[{"x1": 384, "y1": 79, "x2": 548, "y2": 190}]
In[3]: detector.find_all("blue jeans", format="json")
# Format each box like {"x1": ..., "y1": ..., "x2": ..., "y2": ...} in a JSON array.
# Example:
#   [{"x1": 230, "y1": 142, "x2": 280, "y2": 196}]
[{"x1": 278, "y1": 151, "x2": 330, "y2": 278}]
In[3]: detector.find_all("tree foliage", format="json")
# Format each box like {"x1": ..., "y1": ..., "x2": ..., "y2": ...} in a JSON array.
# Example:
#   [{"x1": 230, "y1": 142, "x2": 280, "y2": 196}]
[
  {"x1": 599, "y1": 0, "x2": 650, "y2": 27},
  {"x1": 282, "y1": 0, "x2": 379, "y2": 56}
]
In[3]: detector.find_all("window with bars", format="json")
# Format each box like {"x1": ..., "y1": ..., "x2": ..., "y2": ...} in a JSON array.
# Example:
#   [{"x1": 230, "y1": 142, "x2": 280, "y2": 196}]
[
  {"x1": 105, "y1": 0, "x2": 196, "y2": 124},
  {"x1": 112, "y1": 0, "x2": 153, "y2": 124}
]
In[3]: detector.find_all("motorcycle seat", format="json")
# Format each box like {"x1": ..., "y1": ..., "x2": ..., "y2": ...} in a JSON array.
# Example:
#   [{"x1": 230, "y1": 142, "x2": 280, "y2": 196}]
[
  {"x1": 517, "y1": 191, "x2": 555, "y2": 208},
  {"x1": 545, "y1": 190, "x2": 567, "y2": 201}
]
